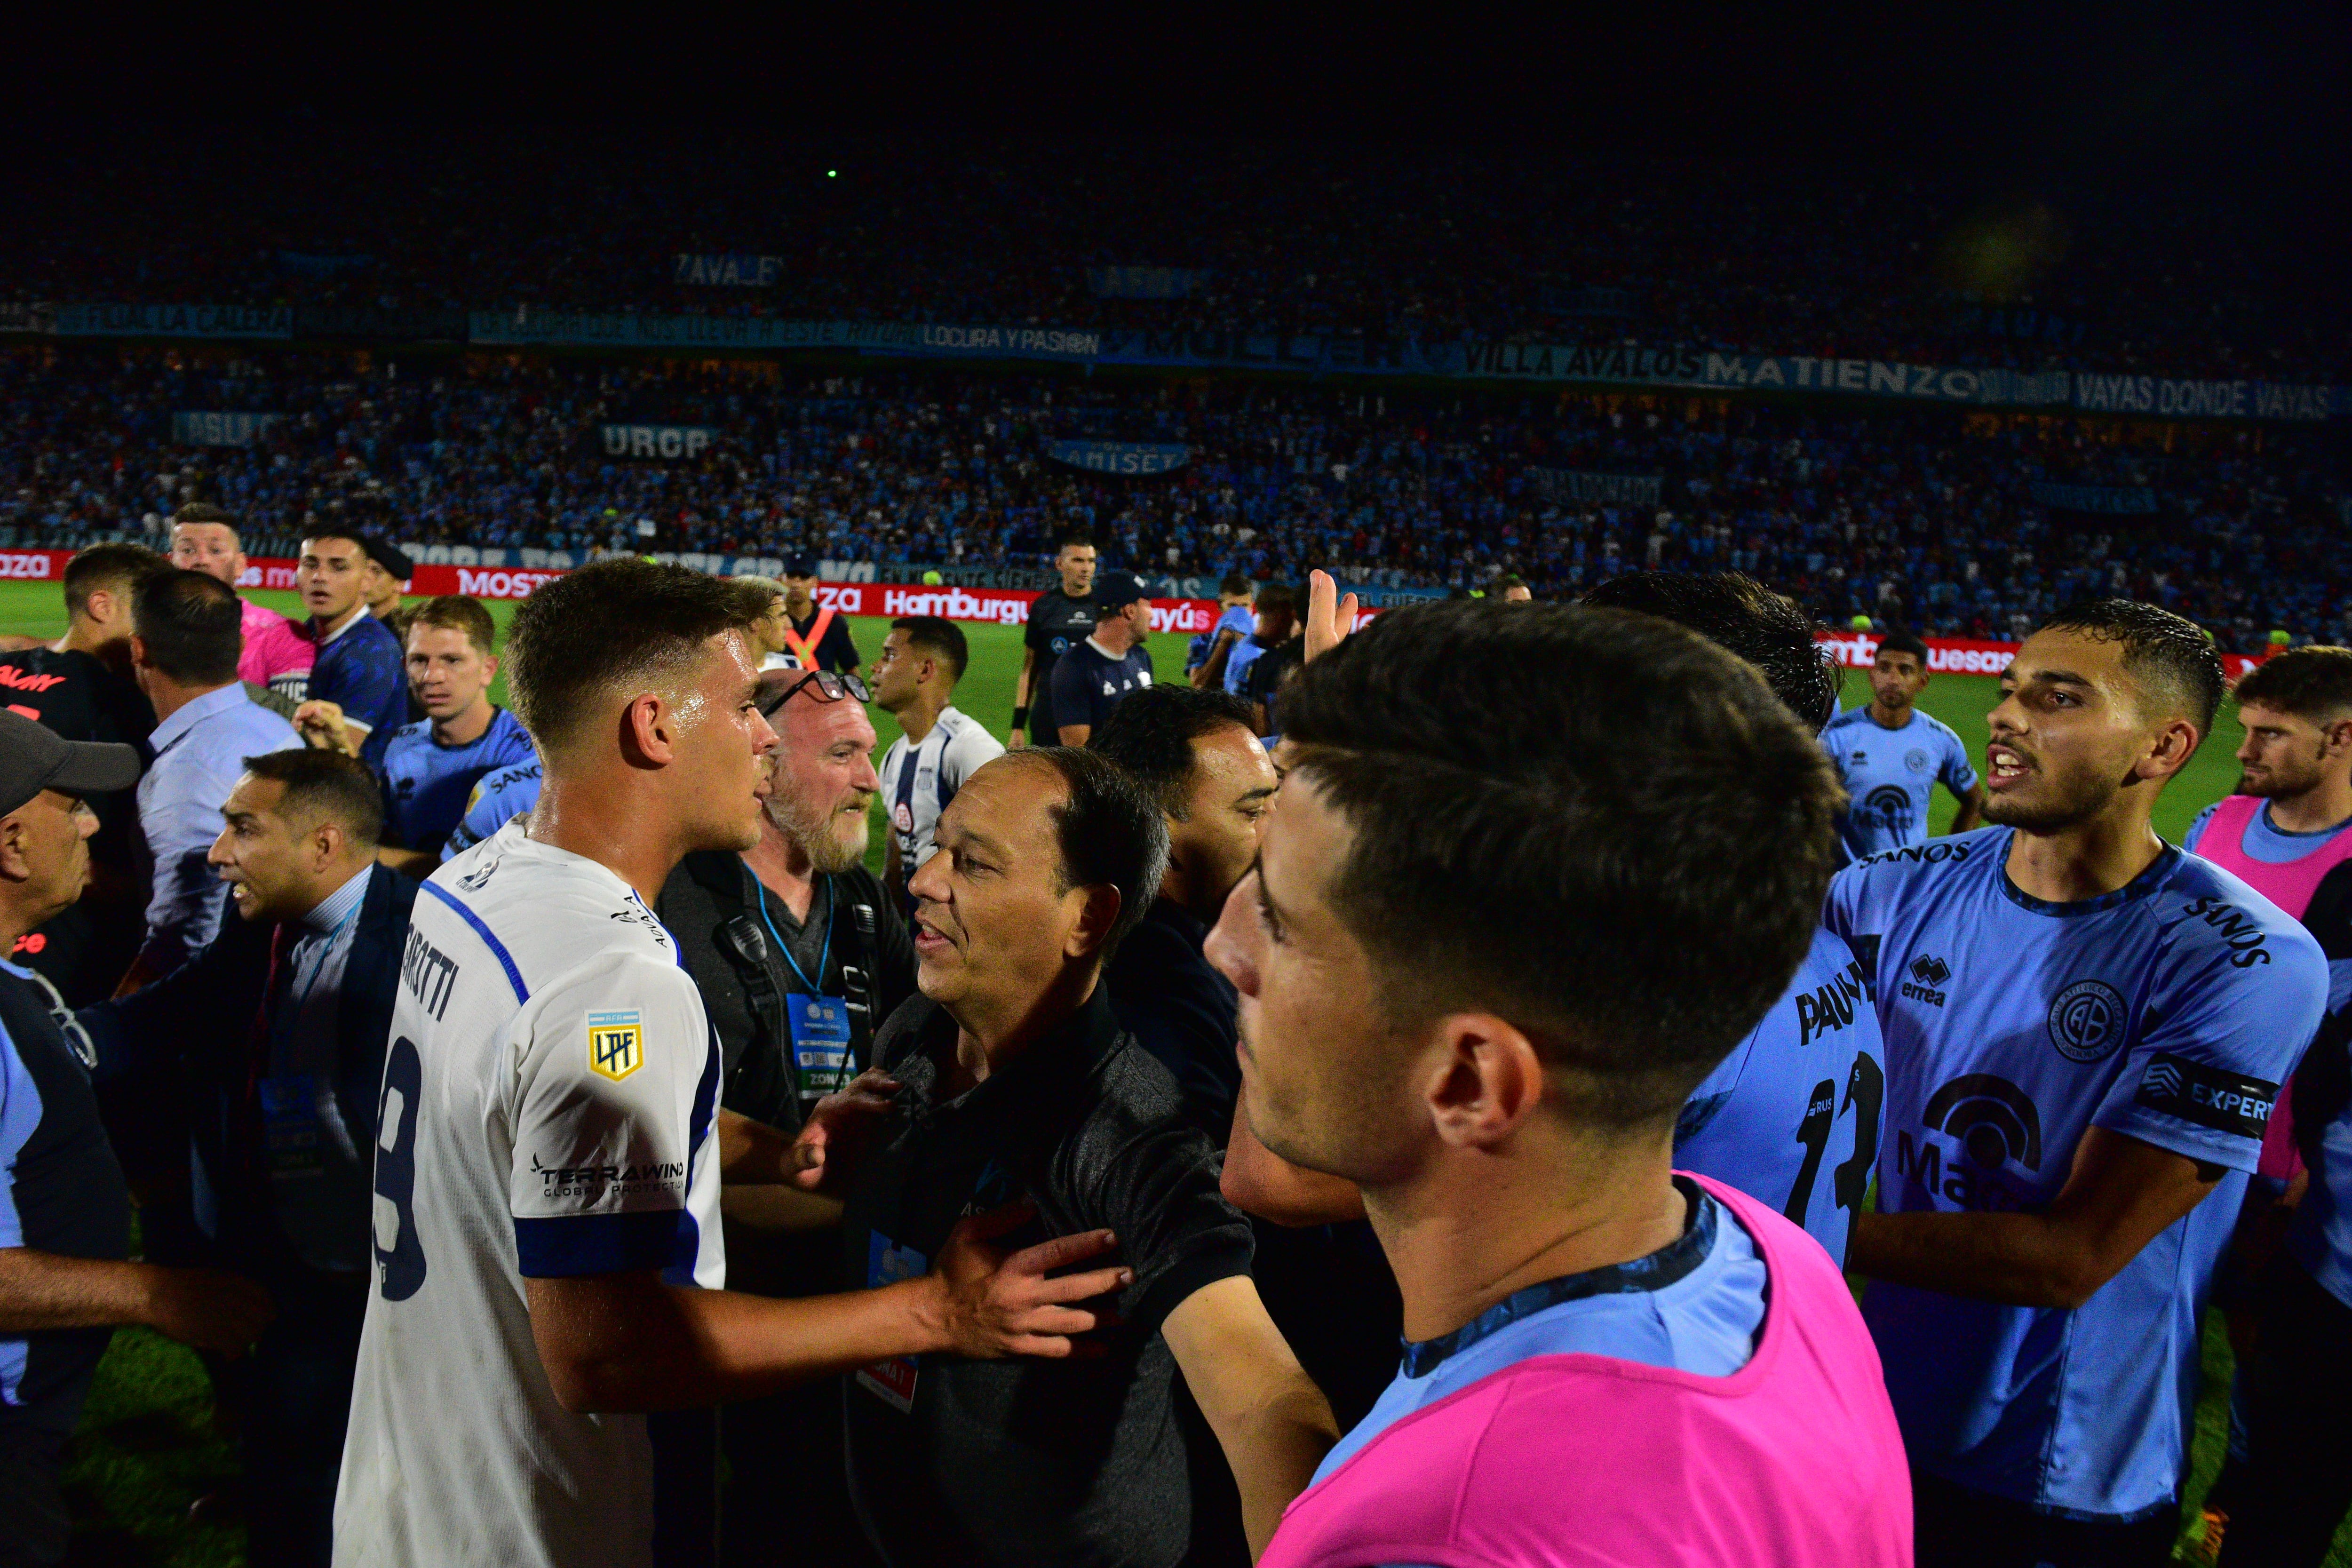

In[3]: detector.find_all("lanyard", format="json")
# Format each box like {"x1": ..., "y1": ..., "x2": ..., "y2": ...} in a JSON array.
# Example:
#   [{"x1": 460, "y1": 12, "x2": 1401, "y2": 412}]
[{"x1": 757, "y1": 873, "x2": 834, "y2": 995}]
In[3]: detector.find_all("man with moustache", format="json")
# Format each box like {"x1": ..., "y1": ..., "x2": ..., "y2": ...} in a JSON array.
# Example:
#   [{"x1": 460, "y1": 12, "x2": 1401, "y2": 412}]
[
  {"x1": 1829, "y1": 602, "x2": 2330, "y2": 1567},
  {"x1": 81, "y1": 748, "x2": 414, "y2": 1567},
  {"x1": 800, "y1": 748, "x2": 1339, "y2": 1567}
]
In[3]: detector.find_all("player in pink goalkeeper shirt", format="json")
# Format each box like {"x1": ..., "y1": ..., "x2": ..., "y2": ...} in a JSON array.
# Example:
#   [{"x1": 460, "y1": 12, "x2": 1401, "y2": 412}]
[
  {"x1": 167, "y1": 503, "x2": 312, "y2": 701},
  {"x1": 1208, "y1": 590, "x2": 1910, "y2": 1568}
]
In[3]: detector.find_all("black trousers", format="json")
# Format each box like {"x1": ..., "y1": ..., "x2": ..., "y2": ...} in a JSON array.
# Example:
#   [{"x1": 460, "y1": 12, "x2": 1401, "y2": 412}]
[
  {"x1": 1913, "y1": 1470, "x2": 2177, "y2": 1568},
  {"x1": 2217, "y1": 1252, "x2": 2352, "y2": 1566},
  {"x1": 209, "y1": 1264, "x2": 370, "y2": 1568},
  {"x1": 0, "y1": 1425, "x2": 70, "y2": 1568}
]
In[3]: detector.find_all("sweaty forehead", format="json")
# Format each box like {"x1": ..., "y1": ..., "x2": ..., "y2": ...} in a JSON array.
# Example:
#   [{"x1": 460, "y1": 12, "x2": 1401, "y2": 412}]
[{"x1": 2011, "y1": 629, "x2": 2128, "y2": 689}]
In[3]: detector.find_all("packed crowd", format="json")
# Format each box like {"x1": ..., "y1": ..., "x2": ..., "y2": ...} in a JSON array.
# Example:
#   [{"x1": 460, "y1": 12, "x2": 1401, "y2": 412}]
[
  {"x1": 3, "y1": 349, "x2": 2346, "y2": 652},
  {"x1": 7, "y1": 137, "x2": 2345, "y2": 379},
  {"x1": 7, "y1": 513, "x2": 2352, "y2": 1568}
]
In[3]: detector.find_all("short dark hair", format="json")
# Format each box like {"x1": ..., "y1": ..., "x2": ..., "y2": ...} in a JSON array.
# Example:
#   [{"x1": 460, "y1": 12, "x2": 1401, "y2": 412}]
[
  {"x1": 2234, "y1": 645, "x2": 2352, "y2": 723},
  {"x1": 240, "y1": 748, "x2": 383, "y2": 848},
  {"x1": 170, "y1": 502, "x2": 240, "y2": 542},
  {"x1": 892, "y1": 615, "x2": 969, "y2": 682},
  {"x1": 302, "y1": 526, "x2": 371, "y2": 557},
  {"x1": 1056, "y1": 533, "x2": 1096, "y2": 554},
  {"x1": 1280, "y1": 600, "x2": 1843, "y2": 1131},
  {"x1": 1875, "y1": 629, "x2": 1930, "y2": 666},
  {"x1": 64, "y1": 543, "x2": 168, "y2": 620},
  {"x1": 406, "y1": 595, "x2": 498, "y2": 657},
  {"x1": 1007, "y1": 748, "x2": 1169, "y2": 960},
  {"x1": 1582, "y1": 572, "x2": 1841, "y2": 734},
  {"x1": 2038, "y1": 598, "x2": 2225, "y2": 736},
  {"x1": 1254, "y1": 582, "x2": 1297, "y2": 616},
  {"x1": 1493, "y1": 574, "x2": 1528, "y2": 593},
  {"x1": 1219, "y1": 573, "x2": 1253, "y2": 598},
  {"x1": 506, "y1": 558, "x2": 758, "y2": 751},
  {"x1": 133, "y1": 568, "x2": 242, "y2": 686},
  {"x1": 1087, "y1": 685, "x2": 1259, "y2": 819}
]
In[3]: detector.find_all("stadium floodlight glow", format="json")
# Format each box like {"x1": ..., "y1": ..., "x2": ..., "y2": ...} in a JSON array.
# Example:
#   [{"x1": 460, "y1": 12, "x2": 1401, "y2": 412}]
[{"x1": 827, "y1": 169, "x2": 838, "y2": 178}]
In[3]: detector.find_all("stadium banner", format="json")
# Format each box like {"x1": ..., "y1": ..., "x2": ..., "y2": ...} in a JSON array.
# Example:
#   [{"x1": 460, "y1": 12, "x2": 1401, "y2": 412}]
[
  {"x1": 1525, "y1": 468, "x2": 1663, "y2": 506},
  {"x1": 1046, "y1": 440, "x2": 1190, "y2": 475},
  {"x1": 0, "y1": 302, "x2": 55, "y2": 334},
  {"x1": 599, "y1": 423, "x2": 716, "y2": 460},
  {"x1": 2071, "y1": 373, "x2": 2336, "y2": 422},
  {"x1": 673, "y1": 254, "x2": 784, "y2": 287},
  {"x1": 1817, "y1": 628, "x2": 2262, "y2": 682},
  {"x1": 2026, "y1": 480, "x2": 2158, "y2": 515},
  {"x1": 469, "y1": 311, "x2": 1106, "y2": 361},
  {"x1": 51, "y1": 303, "x2": 294, "y2": 339},
  {"x1": 171, "y1": 411, "x2": 281, "y2": 447},
  {"x1": 1088, "y1": 267, "x2": 1208, "y2": 299}
]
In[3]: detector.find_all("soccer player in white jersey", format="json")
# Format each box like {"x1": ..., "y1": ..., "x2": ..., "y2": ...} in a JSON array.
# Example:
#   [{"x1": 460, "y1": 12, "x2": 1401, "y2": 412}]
[
  {"x1": 871, "y1": 614, "x2": 1003, "y2": 913},
  {"x1": 334, "y1": 560, "x2": 1130, "y2": 1568}
]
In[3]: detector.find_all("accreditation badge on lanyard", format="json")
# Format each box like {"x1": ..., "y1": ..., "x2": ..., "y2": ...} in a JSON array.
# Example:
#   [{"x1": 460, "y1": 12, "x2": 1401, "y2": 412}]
[
  {"x1": 856, "y1": 1232, "x2": 927, "y2": 1411},
  {"x1": 788, "y1": 994, "x2": 853, "y2": 1101}
]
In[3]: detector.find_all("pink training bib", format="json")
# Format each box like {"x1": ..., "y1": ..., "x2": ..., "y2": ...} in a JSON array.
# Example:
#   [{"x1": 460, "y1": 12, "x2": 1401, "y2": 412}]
[
  {"x1": 2193, "y1": 795, "x2": 2352, "y2": 1182},
  {"x1": 1259, "y1": 1177, "x2": 1912, "y2": 1568},
  {"x1": 238, "y1": 596, "x2": 315, "y2": 692}
]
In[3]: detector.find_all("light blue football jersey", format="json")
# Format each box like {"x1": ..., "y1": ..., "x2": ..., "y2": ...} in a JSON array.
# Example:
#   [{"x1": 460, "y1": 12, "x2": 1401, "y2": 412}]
[
  {"x1": 1825, "y1": 828, "x2": 2327, "y2": 1520},
  {"x1": 1820, "y1": 705, "x2": 1978, "y2": 864},
  {"x1": 1676, "y1": 926, "x2": 1884, "y2": 1265},
  {"x1": 438, "y1": 758, "x2": 544, "y2": 863}
]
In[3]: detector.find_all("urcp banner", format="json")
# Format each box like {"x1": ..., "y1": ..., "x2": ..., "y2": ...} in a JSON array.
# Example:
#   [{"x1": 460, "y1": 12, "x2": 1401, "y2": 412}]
[{"x1": 598, "y1": 424, "x2": 716, "y2": 461}]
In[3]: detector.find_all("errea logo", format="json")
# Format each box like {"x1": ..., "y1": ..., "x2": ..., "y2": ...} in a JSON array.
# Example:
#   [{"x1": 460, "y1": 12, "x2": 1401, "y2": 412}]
[
  {"x1": 1901, "y1": 954, "x2": 1951, "y2": 1007},
  {"x1": 588, "y1": 1009, "x2": 644, "y2": 1081}
]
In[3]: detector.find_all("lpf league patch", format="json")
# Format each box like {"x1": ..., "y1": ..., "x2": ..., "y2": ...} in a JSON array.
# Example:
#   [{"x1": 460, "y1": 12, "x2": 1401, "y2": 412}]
[
  {"x1": 2133, "y1": 1052, "x2": 2278, "y2": 1141},
  {"x1": 856, "y1": 1233, "x2": 928, "y2": 1412},
  {"x1": 587, "y1": 1009, "x2": 645, "y2": 1082}
]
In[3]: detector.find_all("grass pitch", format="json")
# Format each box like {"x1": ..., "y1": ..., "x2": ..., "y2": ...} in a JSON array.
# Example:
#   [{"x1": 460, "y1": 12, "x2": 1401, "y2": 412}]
[{"x1": 0, "y1": 581, "x2": 2318, "y2": 1563}]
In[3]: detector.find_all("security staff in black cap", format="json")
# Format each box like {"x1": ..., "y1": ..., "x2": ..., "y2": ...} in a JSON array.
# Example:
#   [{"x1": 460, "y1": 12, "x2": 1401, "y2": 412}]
[
  {"x1": 0, "y1": 710, "x2": 274, "y2": 1568},
  {"x1": 359, "y1": 537, "x2": 415, "y2": 650},
  {"x1": 1049, "y1": 569, "x2": 1155, "y2": 746},
  {"x1": 777, "y1": 553, "x2": 861, "y2": 676}
]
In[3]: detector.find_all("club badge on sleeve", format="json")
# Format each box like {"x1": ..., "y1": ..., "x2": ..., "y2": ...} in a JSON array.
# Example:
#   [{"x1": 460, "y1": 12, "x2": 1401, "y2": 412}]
[{"x1": 588, "y1": 1009, "x2": 645, "y2": 1082}]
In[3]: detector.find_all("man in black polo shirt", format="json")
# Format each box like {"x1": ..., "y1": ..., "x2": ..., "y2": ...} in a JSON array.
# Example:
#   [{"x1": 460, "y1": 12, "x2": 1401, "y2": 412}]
[
  {"x1": 1011, "y1": 534, "x2": 1097, "y2": 748},
  {"x1": 1087, "y1": 686, "x2": 1404, "y2": 1432},
  {"x1": 799, "y1": 748, "x2": 1337, "y2": 1567},
  {"x1": 1049, "y1": 570, "x2": 1154, "y2": 747},
  {"x1": 0, "y1": 711, "x2": 274, "y2": 1567},
  {"x1": 0, "y1": 545, "x2": 167, "y2": 1003}
]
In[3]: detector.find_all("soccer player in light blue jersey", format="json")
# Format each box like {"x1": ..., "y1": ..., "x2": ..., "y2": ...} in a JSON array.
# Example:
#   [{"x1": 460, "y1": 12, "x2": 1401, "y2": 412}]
[
  {"x1": 377, "y1": 597, "x2": 533, "y2": 876},
  {"x1": 1822, "y1": 629, "x2": 1985, "y2": 864},
  {"x1": 1828, "y1": 600, "x2": 2330, "y2": 1568},
  {"x1": 1586, "y1": 571, "x2": 1886, "y2": 1265}
]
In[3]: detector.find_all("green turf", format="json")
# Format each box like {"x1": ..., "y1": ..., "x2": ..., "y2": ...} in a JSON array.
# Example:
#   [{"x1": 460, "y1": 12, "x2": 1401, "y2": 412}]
[{"x1": 5, "y1": 578, "x2": 2335, "y2": 1563}]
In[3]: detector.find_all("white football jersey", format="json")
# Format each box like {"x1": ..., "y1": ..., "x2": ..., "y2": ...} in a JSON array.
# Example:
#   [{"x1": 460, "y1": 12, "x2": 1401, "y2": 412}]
[
  {"x1": 334, "y1": 821, "x2": 723, "y2": 1568},
  {"x1": 877, "y1": 706, "x2": 1005, "y2": 878}
]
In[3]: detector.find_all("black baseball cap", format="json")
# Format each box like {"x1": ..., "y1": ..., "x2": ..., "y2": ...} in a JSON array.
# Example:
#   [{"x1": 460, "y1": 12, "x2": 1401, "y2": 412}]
[
  {"x1": 363, "y1": 537, "x2": 414, "y2": 582},
  {"x1": 0, "y1": 710, "x2": 141, "y2": 819},
  {"x1": 781, "y1": 553, "x2": 820, "y2": 578},
  {"x1": 1091, "y1": 570, "x2": 1149, "y2": 613}
]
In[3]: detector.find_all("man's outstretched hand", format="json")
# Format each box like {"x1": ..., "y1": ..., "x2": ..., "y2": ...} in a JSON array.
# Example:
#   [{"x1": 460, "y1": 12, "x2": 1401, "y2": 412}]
[
  {"x1": 930, "y1": 1203, "x2": 1130, "y2": 1360},
  {"x1": 1304, "y1": 569, "x2": 1360, "y2": 664},
  {"x1": 790, "y1": 1067, "x2": 901, "y2": 1194}
]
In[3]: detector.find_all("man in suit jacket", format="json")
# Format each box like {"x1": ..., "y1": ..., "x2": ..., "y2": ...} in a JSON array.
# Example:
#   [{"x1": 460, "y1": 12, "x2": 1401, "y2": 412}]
[{"x1": 83, "y1": 748, "x2": 416, "y2": 1568}]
